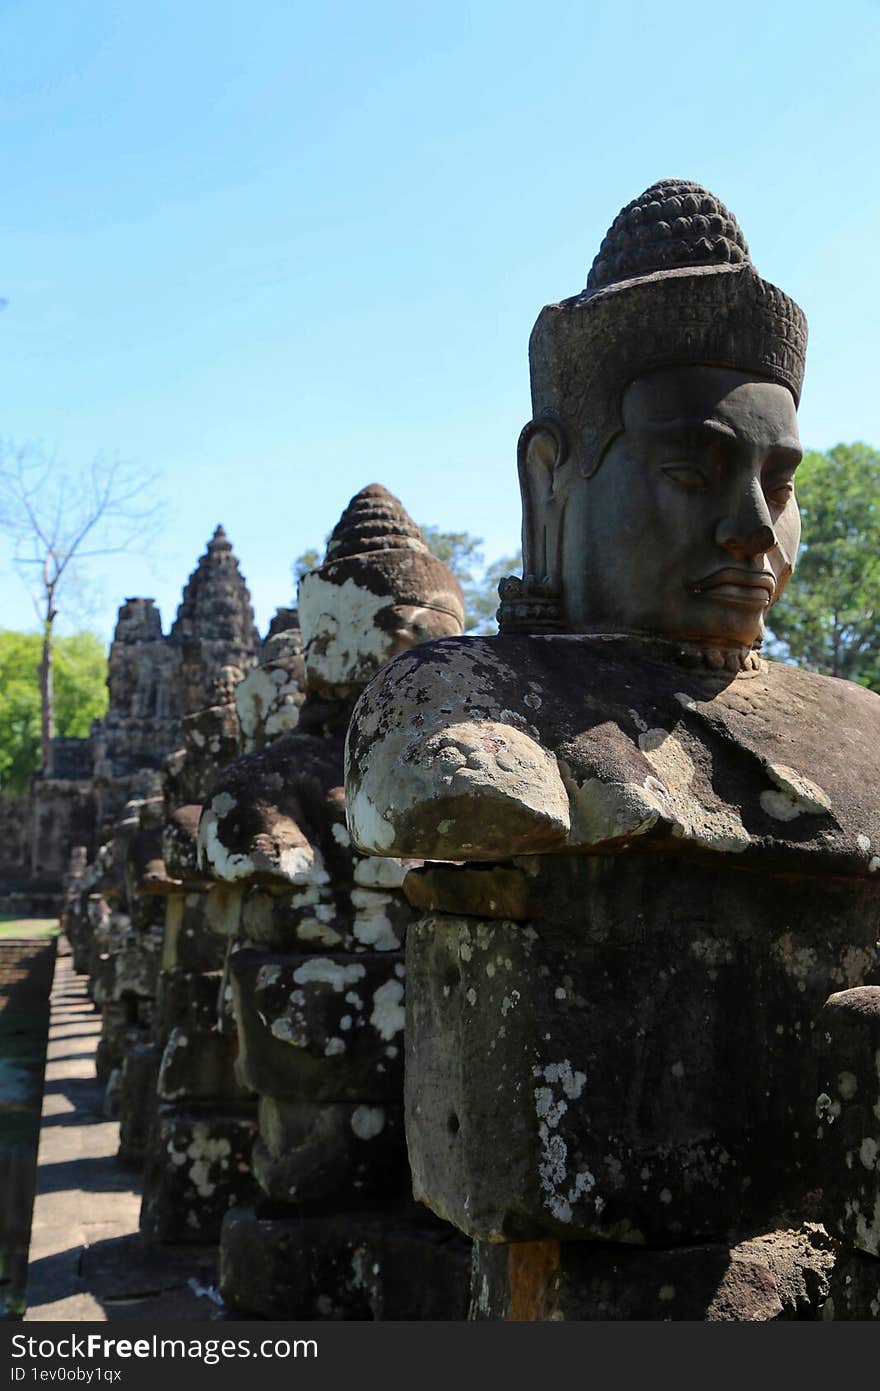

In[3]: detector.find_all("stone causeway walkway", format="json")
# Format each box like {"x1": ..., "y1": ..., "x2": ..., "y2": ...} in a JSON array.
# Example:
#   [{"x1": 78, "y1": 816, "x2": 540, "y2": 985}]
[{"x1": 24, "y1": 946, "x2": 219, "y2": 1321}]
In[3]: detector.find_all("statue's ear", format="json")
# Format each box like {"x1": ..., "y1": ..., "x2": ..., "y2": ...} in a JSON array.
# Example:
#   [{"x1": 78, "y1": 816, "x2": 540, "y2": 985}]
[{"x1": 517, "y1": 417, "x2": 569, "y2": 587}]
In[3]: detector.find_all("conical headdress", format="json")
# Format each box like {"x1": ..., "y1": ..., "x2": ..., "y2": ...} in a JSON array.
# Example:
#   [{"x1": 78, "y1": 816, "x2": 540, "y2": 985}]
[
  {"x1": 529, "y1": 178, "x2": 808, "y2": 472},
  {"x1": 306, "y1": 484, "x2": 465, "y2": 624}
]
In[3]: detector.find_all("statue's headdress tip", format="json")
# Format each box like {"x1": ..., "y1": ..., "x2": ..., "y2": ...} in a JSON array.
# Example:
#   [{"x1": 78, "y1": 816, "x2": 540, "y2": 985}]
[{"x1": 586, "y1": 179, "x2": 752, "y2": 293}]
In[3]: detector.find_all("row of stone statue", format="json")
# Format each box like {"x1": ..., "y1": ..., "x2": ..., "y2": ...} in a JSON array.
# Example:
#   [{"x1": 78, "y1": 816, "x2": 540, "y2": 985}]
[{"x1": 66, "y1": 178, "x2": 880, "y2": 1320}]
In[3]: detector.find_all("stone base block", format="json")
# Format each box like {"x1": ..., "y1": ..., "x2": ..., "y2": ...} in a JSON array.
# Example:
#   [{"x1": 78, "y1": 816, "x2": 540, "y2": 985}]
[
  {"x1": 406, "y1": 854, "x2": 880, "y2": 1245},
  {"x1": 95, "y1": 1004, "x2": 143, "y2": 1083},
  {"x1": 111, "y1": 923, "x2": 163, "y2": 999},
  {"x1": 140, "y1": 1106, "x2": 258, "y2": 1244},
  {"x1": 154, "y1": 969, "x2": 221, "y2": 1044},
  {"x1": 162, "y1": 892, "x2": 226, "y2": 974},
  {"x1": 470, "y1": 1227, "x2": 880, "y2": 1320},
  {"x1": 158, "y1": 1027, "x2": 251, "y2": 1102},
  {"x1": 118, "y1": 1043, "x2": 162, "y2": 1166},
  {"x1": 219, "y1": 1206, "x2": 471, "y2": 1319},
  {"x1": 252, "y1": 1098, "x2": 407, "y2": 1203},
  {"x1": 816, "y1": 987, "x2": 880, "y2": 1257},
  {"x1": 231, "y1": 948, "x2": 405, "y2": 1102}
]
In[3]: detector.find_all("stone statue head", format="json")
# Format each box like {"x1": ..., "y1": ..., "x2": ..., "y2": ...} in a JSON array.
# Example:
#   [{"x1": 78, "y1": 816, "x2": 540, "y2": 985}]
[
  {"x1": 505, "y1": 180, "x2": 808, "y2": 653},
  {"x1": 298, "y1": 484, "x2": 465, "y2": 696}
]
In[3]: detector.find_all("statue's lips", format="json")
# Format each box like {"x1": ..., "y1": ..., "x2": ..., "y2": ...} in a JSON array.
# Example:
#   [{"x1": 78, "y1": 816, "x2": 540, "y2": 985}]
[{"x1": 692, "y1": 568, "x2": 775, "y2": 607}]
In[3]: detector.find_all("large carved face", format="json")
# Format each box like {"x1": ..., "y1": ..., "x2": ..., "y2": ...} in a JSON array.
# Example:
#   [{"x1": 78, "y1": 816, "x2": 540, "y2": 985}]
[{"x1": 558, "y1": 365, "x2": 802, "y2": 647}]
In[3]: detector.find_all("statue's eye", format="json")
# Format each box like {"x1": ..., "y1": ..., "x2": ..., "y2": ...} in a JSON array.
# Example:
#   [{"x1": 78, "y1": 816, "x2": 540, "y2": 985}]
[
  {"x1": 661, "y1": 464, "x2": 708, "y2": 492},
  {"x1": 764, "y1": 480, "x2": 794, "y2": 506}
]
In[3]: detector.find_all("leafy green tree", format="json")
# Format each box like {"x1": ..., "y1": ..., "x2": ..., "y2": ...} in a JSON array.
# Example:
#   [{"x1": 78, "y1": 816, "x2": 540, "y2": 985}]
[
  {"x1": 766, "y1": 444, "x2": 880, "y2": 687},
  {"x1": 0, "y1": 631, "x2": 107, "y2": 794},
  {"x1": 293, "y1": 548, "x2": 322, "y2": 586}
]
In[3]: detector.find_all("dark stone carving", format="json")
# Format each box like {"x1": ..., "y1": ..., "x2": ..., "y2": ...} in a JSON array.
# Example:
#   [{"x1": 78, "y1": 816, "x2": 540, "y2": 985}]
[
  {"x1": 344, "y1": 181, "x2": 880, "y2": 1319},
  {"x1": 197, "y1": 485, "x2": 469, "y2": 1319}
]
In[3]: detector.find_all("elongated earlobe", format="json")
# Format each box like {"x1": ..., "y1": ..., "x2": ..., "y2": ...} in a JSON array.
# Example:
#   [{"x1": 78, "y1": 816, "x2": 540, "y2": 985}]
[{"x1": 517, "y1": 417, "x2": 569, "y2": 588}]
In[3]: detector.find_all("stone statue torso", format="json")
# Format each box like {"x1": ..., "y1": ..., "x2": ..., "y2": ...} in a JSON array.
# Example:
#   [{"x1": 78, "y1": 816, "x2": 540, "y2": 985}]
[{"x1": 347, "y1": 634, "x2": 880, "y2": 876}]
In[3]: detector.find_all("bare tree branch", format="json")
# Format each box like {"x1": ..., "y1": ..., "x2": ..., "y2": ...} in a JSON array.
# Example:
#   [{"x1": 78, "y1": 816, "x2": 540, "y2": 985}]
[{"x1": 0, "y1": 439, "x2": 162, "y2": 772}]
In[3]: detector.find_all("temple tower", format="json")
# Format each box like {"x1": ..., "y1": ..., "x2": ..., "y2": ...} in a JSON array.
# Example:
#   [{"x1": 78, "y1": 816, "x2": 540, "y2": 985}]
[{"x1": 170, "y1": 526, "x2": 260, "y2": 715}]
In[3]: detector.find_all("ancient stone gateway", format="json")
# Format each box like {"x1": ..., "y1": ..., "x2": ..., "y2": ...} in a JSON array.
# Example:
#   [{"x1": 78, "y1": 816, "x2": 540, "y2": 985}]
[{"x1": 346, "y1": 180, "x2": 880, "y2": 1320}]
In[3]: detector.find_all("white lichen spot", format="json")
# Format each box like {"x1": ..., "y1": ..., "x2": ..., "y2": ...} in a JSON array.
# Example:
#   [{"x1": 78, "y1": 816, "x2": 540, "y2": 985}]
[
  {"x1": 370, "y1": 978, "x2": 405, "y2": 1041},
  {"x1": 352, "y1": 855, "x2": 412, "y2": 888},
  {"x1": 292, "y1": 958, "x2": 366, "y2": 992},
  {"x1": 351, "y1": 887, "x2": 400, "y2": 951},
  {"x1": 815, "y1": 1092, "x2": 841, "y2": 1125},
  {"x1": 760, "y1": 764, "x2": 832, "y2": 821},
  {"x1": 351, "y1": 1105, "x2": 385, "y2": 1141}
]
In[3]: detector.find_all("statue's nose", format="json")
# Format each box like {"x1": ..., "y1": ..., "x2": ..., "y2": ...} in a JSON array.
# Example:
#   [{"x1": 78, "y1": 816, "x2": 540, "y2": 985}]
[{"x1": 715, "y1": 484, "x2": 778, "y2": 559}]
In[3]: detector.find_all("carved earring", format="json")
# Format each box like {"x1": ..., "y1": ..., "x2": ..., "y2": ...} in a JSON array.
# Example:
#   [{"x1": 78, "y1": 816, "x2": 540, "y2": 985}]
[{"x1": 496, "y1": 573, "x2": 566, "y2": 634}]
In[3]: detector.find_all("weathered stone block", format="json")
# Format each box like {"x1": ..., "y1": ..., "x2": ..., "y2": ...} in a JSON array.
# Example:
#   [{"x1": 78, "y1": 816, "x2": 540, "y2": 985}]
[
  {"x1": 95, "y1": 1002, "x2": 142, "y2": 1082},
  {"x1": 469, "y1": 1225, "x2": 880, "y2": 1320},
  {"x1": 111, "y1": 922, "x2": 164, "y2": 1000},
  {"x1": 403, "y1": 864, "x2": 530, "y2": 921},
  {"x1": 162, "y1": 892, "x2": 226, "y2": 973},
  {"x1": 231, "y1": 947, "x2": 405, "y2": 1102},
  {"x1": 815, "y1": 987, "x2": 880, "y2": 1257},
  {"x1": 157, "y1": 1026, "x2": 251, "y2": 1102},
  {"x1": 219, "y1": 1206, "x2": 471, "y2": 1320},
  {"x1": 118, "y1": 1043, "x2": 161, "y2": 1166},
  {"x1": 153, "y1": 968, "x2": 221, "y2": 1045},
  {"x1": 140, "y1": 1107, "x2": 258, "y2": 1244},
  {"x1": 162, "y1": 805, "x2": 202, "y2": 882},
  {"x1": 252, "y1": 1098, "x2": 406, "y2": 1203},
  {"x1": 405, "y1": 855, "x2": 880, "y2": 1245}
]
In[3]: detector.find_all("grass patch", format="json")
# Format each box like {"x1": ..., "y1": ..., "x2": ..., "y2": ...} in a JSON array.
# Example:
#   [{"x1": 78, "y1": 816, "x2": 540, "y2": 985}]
[{"x1": 0, "y1": 917, "x2": 59, "y2": 940}]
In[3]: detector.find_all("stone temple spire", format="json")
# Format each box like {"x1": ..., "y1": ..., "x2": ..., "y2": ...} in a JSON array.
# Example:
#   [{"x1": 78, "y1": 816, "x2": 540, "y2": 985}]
[{"x1": 170, "y1": 526, "x2": 260, "y2": 715}]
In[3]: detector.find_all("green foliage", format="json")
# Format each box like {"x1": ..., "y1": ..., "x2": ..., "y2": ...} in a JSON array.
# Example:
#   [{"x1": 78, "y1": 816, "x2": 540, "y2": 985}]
[
  {"x1": 766, "y1": 444, "x2": 880, "y2": 687},
  {"x1": 0, "y1": 631, "x2": 107, "y2": 793},
  {"x1": 293, "y1": 548, "x2": 322, "y2": 587},
  {"x1": 421, "y1": 526, "x2": 521, "y2": 634}
]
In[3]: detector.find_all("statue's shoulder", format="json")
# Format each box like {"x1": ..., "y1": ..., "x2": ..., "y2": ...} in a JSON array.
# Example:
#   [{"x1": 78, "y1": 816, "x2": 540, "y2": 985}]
[
  {"x1": 349, "y1": 633, "x2": 535, "y2": 721},
  {"x1": 761, "y1": 658, "x2": 880, "y2": 716},
  {"x1": 346, "y1": 635, "x2": 573, "y2": 860}
]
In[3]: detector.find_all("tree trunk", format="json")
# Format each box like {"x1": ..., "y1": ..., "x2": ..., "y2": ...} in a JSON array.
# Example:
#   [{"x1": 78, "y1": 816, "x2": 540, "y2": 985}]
[{"x1": 40, "y1": 609, "x2": 56, "y2": 776}]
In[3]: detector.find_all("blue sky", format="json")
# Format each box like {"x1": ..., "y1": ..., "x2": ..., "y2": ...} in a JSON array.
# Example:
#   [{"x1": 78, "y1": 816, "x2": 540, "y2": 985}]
[{"x1": 2, "y1": 0, "x2": 879, "y2": 641}]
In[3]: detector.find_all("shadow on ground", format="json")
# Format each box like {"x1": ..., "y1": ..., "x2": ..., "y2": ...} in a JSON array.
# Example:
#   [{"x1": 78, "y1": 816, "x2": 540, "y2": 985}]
[{"x1": 23, "y1": 949, "x2": 220, "y2": 1322}]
